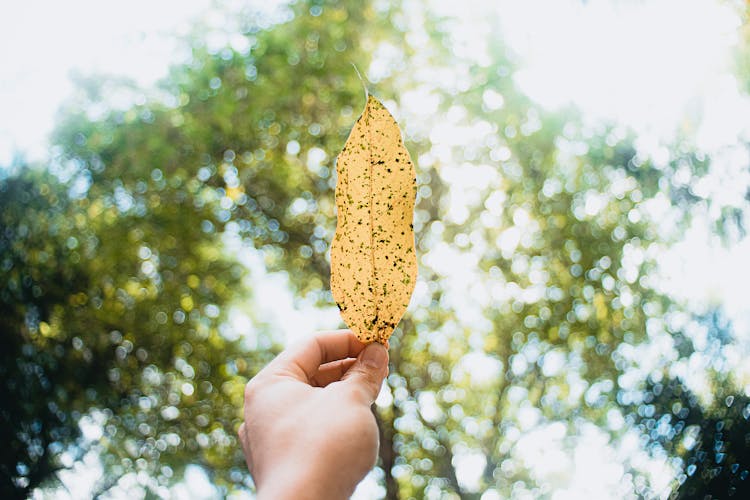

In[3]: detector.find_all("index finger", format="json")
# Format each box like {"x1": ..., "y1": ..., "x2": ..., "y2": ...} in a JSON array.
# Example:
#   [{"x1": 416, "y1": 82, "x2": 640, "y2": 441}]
[{"x1": 271, "y1": 329, "x2": 368, "y2": 382}]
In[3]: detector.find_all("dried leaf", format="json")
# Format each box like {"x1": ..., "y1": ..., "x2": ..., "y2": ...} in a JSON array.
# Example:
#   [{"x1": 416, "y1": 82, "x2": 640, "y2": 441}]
[{"x1": 330, "y1": 95, "x2": 417, "y2": 344}]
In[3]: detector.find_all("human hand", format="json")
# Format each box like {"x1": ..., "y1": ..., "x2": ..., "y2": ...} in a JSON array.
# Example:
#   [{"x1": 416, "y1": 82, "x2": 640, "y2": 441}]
[{"x1": 238, "y1": 329, "x2": 389, "y2": 500}]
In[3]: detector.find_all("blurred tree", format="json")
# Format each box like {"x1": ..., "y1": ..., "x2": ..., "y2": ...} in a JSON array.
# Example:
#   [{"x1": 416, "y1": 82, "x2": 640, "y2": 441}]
[
  {"x1": 1, "y1": 170, "x2": 89, "y2": 497},
  {"x1": 3, "y1": 0, "x2": 398, "y2": 497},
  {"x1": 623, "y1": 309, "x2": 750, "y2": 499},
  {"x1": 0, "y1": 149, "x2": 261, "y2": 497},
  {"x1": 670, "y1": 386, "x2": 750, "y2": 499},
  {"x1": 734, "y1": 0, "x2": 750, "y2": 96},
  {"x1": 4, "y1": 0, "x2": 749, "y2": 498},
  {"x1": 376, "y1": 75, "x2": 678, "y2": 498},
  {"x1": 624, "y1": 3, "x2": 750, "y2": 497}
]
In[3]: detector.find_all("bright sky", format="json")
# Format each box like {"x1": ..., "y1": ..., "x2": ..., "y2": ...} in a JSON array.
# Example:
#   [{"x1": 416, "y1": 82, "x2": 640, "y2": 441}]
[
  {"x1": 0, "y1": 0, "x2": 213, "y2": 164},
  {"x1": 5, "y1": 0, "x2": 750, "y2": 498},
  {"x1": 500, "y1": 0, "x2": 745, "y2": 144}
]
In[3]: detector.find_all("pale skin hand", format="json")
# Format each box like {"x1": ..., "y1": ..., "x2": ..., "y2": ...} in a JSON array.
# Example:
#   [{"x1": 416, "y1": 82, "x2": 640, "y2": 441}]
[{"x1": 238, "y1": 330, "x2": 389, "y2": 500}]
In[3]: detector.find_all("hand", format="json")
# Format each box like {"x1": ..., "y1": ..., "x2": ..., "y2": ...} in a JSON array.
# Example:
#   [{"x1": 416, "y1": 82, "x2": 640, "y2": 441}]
[{"x1": 238, "y1": 330, "x2": 389, "y2": 500}]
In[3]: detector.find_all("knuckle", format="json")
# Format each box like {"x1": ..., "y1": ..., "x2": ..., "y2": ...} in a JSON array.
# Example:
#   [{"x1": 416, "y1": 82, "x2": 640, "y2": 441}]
[
  {"x1": 361, "y1": 373, "x2": 379, "y2": 392},
  {"x1": 348, "y1": 373, "x2": 378, "y2": 401},
  {"x1": 359, "y1": 368, "x2": 382, "y2": 388}
]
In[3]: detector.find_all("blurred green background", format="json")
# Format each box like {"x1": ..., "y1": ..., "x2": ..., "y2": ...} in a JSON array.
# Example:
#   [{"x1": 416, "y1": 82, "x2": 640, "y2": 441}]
[{"x1": 2, "y1": 0, "x2": 750, "y2": 498}]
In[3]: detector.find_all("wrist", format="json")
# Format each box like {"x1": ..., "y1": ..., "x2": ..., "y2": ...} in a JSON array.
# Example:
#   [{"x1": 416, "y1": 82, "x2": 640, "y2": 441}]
[{"x1": 255, "y1": 462, "x2": 354, "y2": 500}]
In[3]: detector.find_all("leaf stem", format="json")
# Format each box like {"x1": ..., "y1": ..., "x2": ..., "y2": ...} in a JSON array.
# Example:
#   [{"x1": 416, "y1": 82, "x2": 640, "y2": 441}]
[{"x1": 350, "y1": 62, "x2": 369, "y2": 102}]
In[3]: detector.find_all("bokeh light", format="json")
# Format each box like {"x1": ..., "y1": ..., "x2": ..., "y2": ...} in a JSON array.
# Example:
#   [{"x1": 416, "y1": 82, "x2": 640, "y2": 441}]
[{"x1": 2, "y1": 0, "x2": 750, "y2": 498}]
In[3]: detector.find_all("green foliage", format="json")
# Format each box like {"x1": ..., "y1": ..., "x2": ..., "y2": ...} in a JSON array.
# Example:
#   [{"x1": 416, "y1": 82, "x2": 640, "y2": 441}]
[
  {"x1": 1, "y1": 171, "x2": 86, "y2": 497},
  {"x1": 0, "y1": 158, "x2": 261, "y2": 496},
  {"x1": 672, "y1": 386, "x2": 750, "y2": 498},
  {"x1": 625, "y1": 310, "x2": 750, "y2": 498},
  {"x1": 2, "y1": 0, "x2": 401, "y2": 496},
  {"x1": 735, "y1": 1, "x2": 750, "y2": 96},
  {"x1": 3, "y1": 0, "x2": 749, "y2": 498},
  {"x1": 370, "y1": 69, "x2": 685, "y2": 497}
]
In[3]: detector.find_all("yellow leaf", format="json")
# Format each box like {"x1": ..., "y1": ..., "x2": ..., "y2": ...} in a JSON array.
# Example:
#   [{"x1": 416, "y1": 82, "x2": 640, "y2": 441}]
[{"x1": 330, "y1": 95, "x2": 417, "y2": 344}]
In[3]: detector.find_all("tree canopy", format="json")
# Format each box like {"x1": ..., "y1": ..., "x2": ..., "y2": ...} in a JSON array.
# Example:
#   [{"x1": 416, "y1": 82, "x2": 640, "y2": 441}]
[{"x1": 2, "y1": 0, "x2": 750, "y2": 498}]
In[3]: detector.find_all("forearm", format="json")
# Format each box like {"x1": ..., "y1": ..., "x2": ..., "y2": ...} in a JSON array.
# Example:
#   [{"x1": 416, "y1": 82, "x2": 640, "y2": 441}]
[{"x1": 257, "y1": 483, "x2": 351, "y2": 500}]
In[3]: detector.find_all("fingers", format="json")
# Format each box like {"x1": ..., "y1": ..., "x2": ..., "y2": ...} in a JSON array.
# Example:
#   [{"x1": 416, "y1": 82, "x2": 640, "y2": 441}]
[
  {"x1": 310, "y1": 358, "x2": 358, "y2": 387},
  {"x1": 272, "y1": 330, "x2": 367, "y2": 382},
  {"x1": 340, "y1": 342, "x2": 389, "y2": 404}
]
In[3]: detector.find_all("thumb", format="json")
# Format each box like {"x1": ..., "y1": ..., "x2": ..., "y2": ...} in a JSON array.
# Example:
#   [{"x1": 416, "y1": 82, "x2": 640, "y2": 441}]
[{"x1": 341, "y1": 342, "x2": 389, "y2": 404}]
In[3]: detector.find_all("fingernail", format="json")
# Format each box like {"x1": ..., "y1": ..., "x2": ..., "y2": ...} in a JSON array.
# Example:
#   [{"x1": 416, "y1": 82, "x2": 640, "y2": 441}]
[{"x1": 361, "y1": 343, "x2": 387, "y2": 369}]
